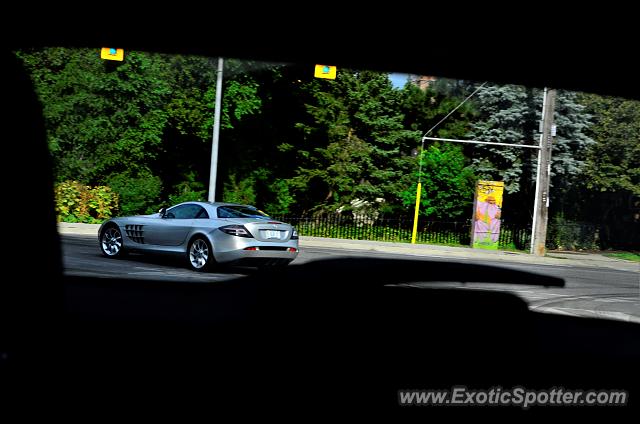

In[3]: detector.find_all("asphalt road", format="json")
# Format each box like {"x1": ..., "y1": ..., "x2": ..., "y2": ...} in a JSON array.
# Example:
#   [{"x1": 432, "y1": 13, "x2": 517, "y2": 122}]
[{"x1": 61, "y1": 234, "x2": 640, "y2": 323}]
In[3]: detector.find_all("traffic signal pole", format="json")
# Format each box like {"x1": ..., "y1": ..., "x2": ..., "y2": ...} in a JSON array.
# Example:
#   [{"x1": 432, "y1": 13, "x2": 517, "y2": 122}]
[
  {"x1": 411, "y1": 82, "x2": 488, "y2": 243},
  {"x1": 415, "y1": 88, "x2": 553, "y2": 256}
]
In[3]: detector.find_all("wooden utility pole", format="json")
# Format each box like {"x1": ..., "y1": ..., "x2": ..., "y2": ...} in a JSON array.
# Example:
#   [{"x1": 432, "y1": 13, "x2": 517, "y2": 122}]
[{"x1": 530, "y1": 88, "x2": 556, "y2": 256}]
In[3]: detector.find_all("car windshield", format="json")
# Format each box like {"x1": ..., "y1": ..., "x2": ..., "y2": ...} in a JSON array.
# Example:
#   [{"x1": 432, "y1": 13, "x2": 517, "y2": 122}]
[
  {"x1": 15, "y1": 46, "x2": 639, "y2": 325},
  {"x1": 217, "y1": 205, "x2": 270, "y2": 219}
]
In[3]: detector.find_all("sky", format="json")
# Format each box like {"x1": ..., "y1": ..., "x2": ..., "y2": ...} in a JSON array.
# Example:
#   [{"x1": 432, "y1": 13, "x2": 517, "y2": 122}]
[{"x1": 389, "y1": 73, "x2": 412, "y2": 89}]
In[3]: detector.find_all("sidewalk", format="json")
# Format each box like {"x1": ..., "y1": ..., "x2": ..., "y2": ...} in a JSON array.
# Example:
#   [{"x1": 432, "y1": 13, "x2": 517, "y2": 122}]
[
  {"x1": 299, "y1": 236, "x2": 640, "y2": 272},
  {"x1": 58, "y1": 222, "x2": 639, "y2": 273},
  {"x1": 58, "y1": 222, "x2": 101, "y2": 236}
]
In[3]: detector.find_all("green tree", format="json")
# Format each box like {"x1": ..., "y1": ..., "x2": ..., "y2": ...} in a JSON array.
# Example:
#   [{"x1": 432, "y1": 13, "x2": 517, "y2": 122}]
[
  {"x1": 466, "y1": 84, "x2": 535, "y2": 194},
  {"x1": 548, "y1": 90, "x2": 594, "y2": 218},
  {"x1": 153, "y1": 56, "x2": 265, "y2": 205},
  {"x1": 466, "y1": 84, "x2": 593, "y2": 223},
  {"x1": 405, "y1": 79, "x2": 478, "y2": 139},
  {"x1": 291, "y1": 69, "x2": 416, "y2": 213},
  {"x1": 399, "y1": 144, "x2": 476, "y2": 219},
  {"x1": 396, "y1": 80, "x2": 478, "y2": 218},
  {"x1": 580, "y1": 94, "x2": 640, "y2": 195},
  {"x1": 107, "y1": 171, "x2": 163, "y2": 216},
  {"x1": 577, "y1": 93, "x2": 640, "y2": 248},
  {"x1": 16, "y1": 49, "x2": 266, "y2": 214},
  {"x1": 17, "y1": 48, "x2": 172, "y2": 184}
]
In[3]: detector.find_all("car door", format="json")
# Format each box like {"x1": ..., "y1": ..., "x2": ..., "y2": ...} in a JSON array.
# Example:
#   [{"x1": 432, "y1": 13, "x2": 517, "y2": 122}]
[{"x1": 144, "y1": 204, "x2": 206, "y2": 246}]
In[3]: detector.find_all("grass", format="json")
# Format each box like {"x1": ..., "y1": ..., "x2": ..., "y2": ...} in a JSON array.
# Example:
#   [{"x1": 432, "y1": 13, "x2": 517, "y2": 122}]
[
  {"x1": 416, "y1": 240, "x2": 471, "y2": 248},
  {"x1": 603, "y1": 252, "x2": 640, "y2": 262}
]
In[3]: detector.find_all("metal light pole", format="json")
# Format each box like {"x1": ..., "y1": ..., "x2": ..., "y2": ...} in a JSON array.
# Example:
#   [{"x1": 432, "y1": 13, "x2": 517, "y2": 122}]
[{"x1": 208, "y1": 57, "x2": 224, "y2": 202}]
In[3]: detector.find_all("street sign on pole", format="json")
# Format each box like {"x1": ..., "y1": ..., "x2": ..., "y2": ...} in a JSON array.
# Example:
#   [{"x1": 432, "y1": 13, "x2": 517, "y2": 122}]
[
  {"x1": 100, "y1": 48, "x2": 124, "y2": 61},
  {"x1": 314, "y1": 65, "x2": 337, "y2": 79}
]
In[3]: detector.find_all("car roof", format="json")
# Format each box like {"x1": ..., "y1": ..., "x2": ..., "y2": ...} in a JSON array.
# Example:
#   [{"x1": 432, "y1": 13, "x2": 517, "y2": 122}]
[{"x1": 178, "y1": 201, "x2": 256, "y2": 209}]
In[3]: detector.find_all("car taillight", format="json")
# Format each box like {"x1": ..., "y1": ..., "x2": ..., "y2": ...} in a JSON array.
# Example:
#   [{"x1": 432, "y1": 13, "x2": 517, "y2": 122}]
[
  {"x1": 291, "y1": 228, "x2": 299, "y2": 240},
  {"x1": 219, "y1": 225, "x2": 253, "y2": 238}
]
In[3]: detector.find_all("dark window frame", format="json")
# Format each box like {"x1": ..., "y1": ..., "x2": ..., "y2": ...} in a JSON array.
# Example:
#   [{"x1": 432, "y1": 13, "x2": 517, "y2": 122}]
[
  {"x1": 216, "y1": 206, "x2": 270, "y2": 219},
  {"x1": 167, "y1": 204, "x2": 209, "y2": 219}
]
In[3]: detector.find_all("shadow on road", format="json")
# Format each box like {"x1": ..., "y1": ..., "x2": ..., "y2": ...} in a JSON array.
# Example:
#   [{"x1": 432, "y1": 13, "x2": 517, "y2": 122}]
[{"x1": 97, "y1": 251, "x2": 266, "y2": 276}]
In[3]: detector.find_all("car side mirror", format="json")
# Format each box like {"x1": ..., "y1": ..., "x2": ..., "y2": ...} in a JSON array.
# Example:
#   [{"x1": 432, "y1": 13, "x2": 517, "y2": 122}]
[{"x1": 159, "y1": 207, "x2": 167, "y2": 218}]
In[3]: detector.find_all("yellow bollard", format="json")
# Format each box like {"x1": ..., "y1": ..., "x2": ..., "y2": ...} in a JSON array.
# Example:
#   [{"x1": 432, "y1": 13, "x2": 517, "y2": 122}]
[{"x1": 411, "y1": 182, "x2": 422, "y2": 244}]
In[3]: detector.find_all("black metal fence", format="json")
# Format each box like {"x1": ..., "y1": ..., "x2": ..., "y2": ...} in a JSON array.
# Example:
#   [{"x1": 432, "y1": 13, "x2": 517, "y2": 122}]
[
  {"x1": 271, "y1": 214, "x2": 532, "y2": 250},
  {"x1": 546, "y1": 221, "x2": 600, "y2": 251},
  {"x1": 271, "y1": 213, "x2": 632, "y2": 251}
]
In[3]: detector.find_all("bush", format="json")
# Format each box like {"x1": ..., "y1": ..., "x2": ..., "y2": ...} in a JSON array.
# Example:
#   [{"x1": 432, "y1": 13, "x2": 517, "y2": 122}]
[
  {"x1": 107, "y1": 171, "x2": 163, "y2": 216},
  {"x1": 548, "y1": 215, "x2": 600, "y2": 251},
  {"x1": 55, "y1": 181, "x2": 119, "y2": 223}
]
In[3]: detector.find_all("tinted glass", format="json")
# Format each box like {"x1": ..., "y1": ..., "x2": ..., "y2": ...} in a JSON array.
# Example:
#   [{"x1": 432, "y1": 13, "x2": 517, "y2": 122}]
[
  {"x1": 168, "y1": 204, "x2": 207, "y2": 219},
  {"x1": 217, "y1": 206, "x2": 270, "y2": 219}
]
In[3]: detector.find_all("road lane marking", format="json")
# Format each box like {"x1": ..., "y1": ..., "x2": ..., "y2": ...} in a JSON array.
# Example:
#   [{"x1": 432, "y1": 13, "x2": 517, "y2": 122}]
[{"x1": 592, "y1": 297, "x2": 636, "y2": 303}]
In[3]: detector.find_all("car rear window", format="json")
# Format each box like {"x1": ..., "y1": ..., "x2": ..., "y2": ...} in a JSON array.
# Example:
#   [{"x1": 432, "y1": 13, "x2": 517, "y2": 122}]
[{"x1": 217, "y1": 206, "x2": 271, "y2": 219}]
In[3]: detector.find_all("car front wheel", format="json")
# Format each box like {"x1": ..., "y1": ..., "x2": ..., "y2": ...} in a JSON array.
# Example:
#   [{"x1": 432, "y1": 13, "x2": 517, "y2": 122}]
[
  {"x1": 100, "y1": 224, "x2": 125, "y2": 258},
  {"x1": 187, "y1": 236, "x2": 214, "y2": 271}
]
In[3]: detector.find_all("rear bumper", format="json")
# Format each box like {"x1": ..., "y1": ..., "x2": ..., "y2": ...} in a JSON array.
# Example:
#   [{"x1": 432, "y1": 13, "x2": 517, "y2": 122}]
[
  {"x1": 214, "y1": 248, "x2": 298, "y2": 265},
  {"x1": 211, "y1": 231, "x2": 299, "y2": 264},
  {"x1": 225, "y1": 256, "x2": 294, "y2": 267}
]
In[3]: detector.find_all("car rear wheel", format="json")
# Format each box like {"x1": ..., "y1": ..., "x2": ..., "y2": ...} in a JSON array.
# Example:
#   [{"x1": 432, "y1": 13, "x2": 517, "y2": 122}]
[
  {"x1": 187, "y1": 236, "x2": 214, "y2": 271},
  {"x1": 100, "y1": 225, "x2": 125, "y2": 258}
]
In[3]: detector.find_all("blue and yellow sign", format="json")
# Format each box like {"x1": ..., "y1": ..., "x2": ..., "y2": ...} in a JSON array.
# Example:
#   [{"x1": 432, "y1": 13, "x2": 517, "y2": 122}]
[
  {"x1": 314, "y1": 64, "x2": 337, "y2": 79},
  {"x1": 101, "y1": 48, "x2": 124, "y2": 61}
]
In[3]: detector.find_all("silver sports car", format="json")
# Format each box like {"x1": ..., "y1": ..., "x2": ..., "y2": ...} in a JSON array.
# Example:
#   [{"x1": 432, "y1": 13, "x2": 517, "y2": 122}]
[{"x1": 98, "y1": 202, "x2": 299, "y2": 271}]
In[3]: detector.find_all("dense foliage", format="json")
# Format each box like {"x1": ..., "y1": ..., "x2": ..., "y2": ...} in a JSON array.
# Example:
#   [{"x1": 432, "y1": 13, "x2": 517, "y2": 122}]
[{"x1": 55, "y1": 180, "x2": 119, "y2": 223}]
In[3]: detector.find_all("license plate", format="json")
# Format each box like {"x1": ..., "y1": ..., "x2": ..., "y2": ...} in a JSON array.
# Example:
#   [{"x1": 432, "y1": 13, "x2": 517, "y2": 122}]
[{"x1": 262, "y1": 230, "x2": 281, "y2": 239}]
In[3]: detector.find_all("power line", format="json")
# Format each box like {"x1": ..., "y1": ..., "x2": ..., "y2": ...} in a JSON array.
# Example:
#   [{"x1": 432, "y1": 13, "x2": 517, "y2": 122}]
[
  {"x1": 421, "y1": 81, "x2": 488, "y2": 140},
  {"x1": 418, "y1": 81, "x2": 487, "y2": 183}
]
